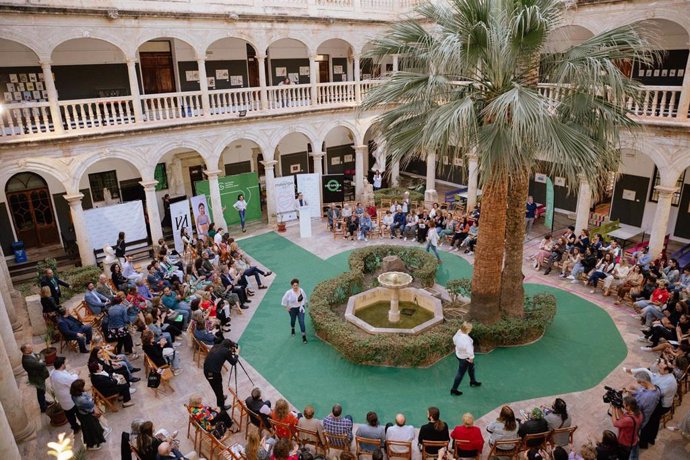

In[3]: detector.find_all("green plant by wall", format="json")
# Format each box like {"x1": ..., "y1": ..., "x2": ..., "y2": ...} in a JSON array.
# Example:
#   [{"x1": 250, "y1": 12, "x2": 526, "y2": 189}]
[
  {"x1": 374, "y1": 188, "x2": 424, "y2": 206},
  {"x1": 26, "y1": 261, "x2": 102, "y2": 300}
]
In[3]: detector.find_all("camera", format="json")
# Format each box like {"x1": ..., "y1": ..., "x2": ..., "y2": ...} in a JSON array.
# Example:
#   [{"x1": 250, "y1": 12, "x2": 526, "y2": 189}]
[{"x1": 603, "y1": 386, "x2": 624, "y2": 408}]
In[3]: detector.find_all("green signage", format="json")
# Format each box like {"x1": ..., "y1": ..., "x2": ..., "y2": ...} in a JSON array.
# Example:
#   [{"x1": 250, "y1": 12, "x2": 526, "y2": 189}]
[
  {"x1": 545, "y1": 176, "x2": 555, "y2": 230},
  {"x1": 195, "y1": 172, "x2": 262, "y2": 228}
]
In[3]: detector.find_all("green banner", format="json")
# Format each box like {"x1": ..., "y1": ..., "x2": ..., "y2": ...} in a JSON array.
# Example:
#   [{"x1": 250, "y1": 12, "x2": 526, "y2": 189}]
[
  {"x1": 195, "y1": 172, "x2": 262, "y2": 227},
  {"x1": 545, "y1": 176, "x2": 555, "y2": 230}
]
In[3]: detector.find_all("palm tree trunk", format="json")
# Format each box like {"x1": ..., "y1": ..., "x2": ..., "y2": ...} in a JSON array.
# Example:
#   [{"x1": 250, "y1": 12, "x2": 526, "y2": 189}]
[
  {"x1": 499, "y1": 167, "x2": 529, "y2": 318},
  {"x1": 469, "y1": 177, "x2": 508, "y2": 325}
]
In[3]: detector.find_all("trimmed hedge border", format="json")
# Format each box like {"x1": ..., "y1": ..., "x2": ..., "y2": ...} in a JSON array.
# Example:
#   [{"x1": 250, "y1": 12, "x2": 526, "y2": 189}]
[
  {"x1": 310, "y1": 247, "x2": 558, "y2": 366},
  {"x1": 374, "y1": 187, "x2": 424, "y2": 206}
]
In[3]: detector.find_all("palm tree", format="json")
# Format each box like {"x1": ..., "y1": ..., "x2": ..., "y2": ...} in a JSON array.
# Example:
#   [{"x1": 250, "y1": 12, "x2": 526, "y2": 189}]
[{"x1": 362, "y1": 0, "x2": 654, "y2": 324}]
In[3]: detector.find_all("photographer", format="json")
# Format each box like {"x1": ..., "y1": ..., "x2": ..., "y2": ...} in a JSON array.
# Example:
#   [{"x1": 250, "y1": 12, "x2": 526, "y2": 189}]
[
  {"x1": 203, "y1": 339, "x2": 239, "y2": 409},
  {"x1": 610, "y1": 396, "x2": 642, "y2": 459}
]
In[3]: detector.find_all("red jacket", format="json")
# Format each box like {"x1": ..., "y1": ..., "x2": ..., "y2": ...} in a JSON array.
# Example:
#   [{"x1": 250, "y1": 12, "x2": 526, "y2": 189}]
[{"x1": 450, "y1": 425, "x2": 484, "y2": 452}]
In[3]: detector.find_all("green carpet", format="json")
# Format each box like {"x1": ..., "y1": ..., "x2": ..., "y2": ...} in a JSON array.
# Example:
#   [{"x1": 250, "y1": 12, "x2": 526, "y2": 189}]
[{"x1": 239, "y1": 232, "x2": 626, "y2": 426}]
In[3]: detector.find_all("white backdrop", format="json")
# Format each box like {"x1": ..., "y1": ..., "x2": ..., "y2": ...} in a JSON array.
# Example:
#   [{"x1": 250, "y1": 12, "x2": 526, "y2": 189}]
[
  {"x1": 84, "y1": 201, "x2": 148, "y2": 251},
  {"x1": 170, "y1": 199, "x2": 193, "y2": 253},
  {"x1": 296, "y1": 173, "x2": 321, "y2": 219},
  {"x1": 274, "y1": 175, "x2": 297, "y2": 222}
]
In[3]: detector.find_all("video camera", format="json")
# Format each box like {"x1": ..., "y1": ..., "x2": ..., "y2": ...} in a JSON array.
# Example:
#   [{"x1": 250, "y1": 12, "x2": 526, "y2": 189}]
[{"x1": 603, "y1": 386, "x2": 624, "y2": 408}]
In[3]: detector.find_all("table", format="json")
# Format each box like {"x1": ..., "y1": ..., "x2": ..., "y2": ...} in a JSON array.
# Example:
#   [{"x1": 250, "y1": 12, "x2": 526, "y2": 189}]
[{"x1": 607, "y1": 223, "x2": 645, "y2": 248}]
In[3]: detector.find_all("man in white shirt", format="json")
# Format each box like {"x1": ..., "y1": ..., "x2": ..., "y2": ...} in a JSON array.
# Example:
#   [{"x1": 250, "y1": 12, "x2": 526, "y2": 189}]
[
  {"x1": 213, "y1": 228, "x2": 224, "y2": 245},
  {"x1": 49, "y1": 356, "x2": 81, "y2": 433},
  {"x1": 385, "y1": 413, "x2": 415, "y2": 453},
  {"x1": 450, "y1": 322, "x2": 481, "y2": 396},
  {"x1": 122, "y1": 255, "x2": 143, "y2": 283}
]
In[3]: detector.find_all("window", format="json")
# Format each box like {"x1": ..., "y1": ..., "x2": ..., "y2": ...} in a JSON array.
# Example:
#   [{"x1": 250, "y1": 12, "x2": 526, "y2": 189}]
[
  {"x1": 154, "y1": 163, "x2": 168, "y2": 191},
  {"x1": 88, "y1": 170, "x2": 119, "y2": 202},
  {"x1": 649, "y1": 166, "x2": 684, "y2": 206}
]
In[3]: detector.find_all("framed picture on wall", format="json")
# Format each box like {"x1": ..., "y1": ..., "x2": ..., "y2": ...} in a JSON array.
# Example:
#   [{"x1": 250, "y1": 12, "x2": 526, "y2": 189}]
[
  {"x1": 12, "y1": 91, "x2": 21, "y2": 101},
  {"x1": 38, "y1": 73, "x2": 44, "y2": 81},
  {"x1": 290, "y1": 164, "x2": 301, "y2": 174},
  {"x1": 331, "y1": 157, "x2": 341, "y2": 165},
  {"x1": 29, "y1": 73, "x2": 37, "y2": 82},
  {"x1": 230, "y1": 75, "x2": 243, "y2": 86},
  {"x1": 26, "y1": 82, "x2": 34, "y2": 91},
  {"x1": 41, "y1": 90, "x2": 48, "y2": 99},
  {"x1": 17, "y1": 83, "x2": 25, "y2": 91},
  {"x1": 333, "y1": 65, "x2": 343, "y2": 74},
  {"x1": 679, "y1": 69, "x2": 685, "y2": 77},
  {"x1": 185, "y1": 70, "x2": 199, "y2": 82},
  {"x1": 661, "y1": 69, "x2": 668, "y2": 77},
  {"x1": 645, "y1": 69, "x2": 652, "y2": 77},
  {"x1": 3, "y1": 92, "x2": 12, "y2": 102},
  {"x1": 344, "y1": 154, "x2": 354, "y2": 163},
  {"x1": 19, "y1": 74, "x2": 27, "y2": 83},
  {"x1": 653, "y1": 69, "x2": 660, "y2": 77},
  {"x1": 32, "y1": 90, "x2": 41, "y2": 100},
  {"x1": 207, "y1": 77, "x2": 215, "y2": 88},
  {"x1": 35, "y1": 82, "x2": 44, "y2": 91},
  {"x1": 215, "y1": 69, "x2": 229, "y2": 80},
  {"x1": 9, "y1": 74, "x2": 17, "y2": 83},
  {"x1": 554, "y1": 177, "x2": 566, "y2": 187},
  {"x1": 22, "y1": 91, "x2": 31, "y2": 101},
  {"x1": 637, "y1": 68, "x2": 644, "y2": 77},
  {"x1": 453, "y1": 157, "x2": 463, "y2": 166},
  {"x1": 299, "y1": 66, "x2": 309, "y2": 76},
  {"x1": 6, "y1": 83, "x2": 14, "y2": 92},
  {"x1": 670, "y1": 69, "x2": 677, "y2": 77},
  {"x1": 288, "y1": 73, "x2": 298, "y2": 84},
  {"x1": 276, "y1": 67, "x2": 287, "y2": 77}
]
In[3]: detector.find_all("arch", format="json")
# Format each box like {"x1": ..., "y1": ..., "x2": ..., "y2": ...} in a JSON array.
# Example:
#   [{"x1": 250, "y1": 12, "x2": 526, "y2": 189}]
[
  {"x1": 136, "y1": 34, "x2": 201, "y2": 60},
  {"x1": 50, "y1": 35, "x2": 128, "y2": 63},
  {"x1": 544, "y1": 25, "x2": 595, "y2": 53},
  {"x1": 5, "y1": 172, "x2": 48, "y2": 193},
  {"x1": 148, "y1": 139, "x2": 215, "y2": 171},
  {"x1": 270, "y1": 125, "x2": 319, "y2": 156},
  {"x1": 212, "y1": 132, "x2": 271, "y2": 166},
  {"x1": 216, "y1": 138, "x2": 265, "y2": 174},
  {"x1": 0, "y1": 37, "x2": 43, "y2": 67},
  {"x1": 316, "y1": 38, "x2": 355, "y2": 55},
  {"x1": 266, "y1": 37, "x2": 312, "y2": 58},
  {"x1": 319, "y1": 120, "x2": 359, "y2": 147},
  {"x1": 205, "y1": 36, "x2": 261, "y2": 59},
  {"x1": 0, "y1": 159, "x2": 73, "y2": 195},
  {"x1": 51, "y1": 37, "x2": 128, "y2": 67},
  {"x1": 597, "y1": 16, "x2": 690, "y2": 49},
  {"x1": 71, "y1": 148, "x2": 149, "y2": 193},
  {"x1": 273, "y1": 131, "x2": 315, "y2": 177},
  {"x1": 619, "y1": 136, "x2": 675, "y2": 176}
]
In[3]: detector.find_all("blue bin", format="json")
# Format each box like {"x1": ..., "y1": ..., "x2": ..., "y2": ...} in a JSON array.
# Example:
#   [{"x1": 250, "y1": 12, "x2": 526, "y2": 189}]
[{"x1": 11, "y1": 241, "x2": 26, "y2": 263}]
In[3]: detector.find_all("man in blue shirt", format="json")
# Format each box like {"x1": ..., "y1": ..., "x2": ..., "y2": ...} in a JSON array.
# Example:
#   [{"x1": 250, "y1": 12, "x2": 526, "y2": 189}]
[
  {"x1": 84, "y1": 282, "x2": 110, "y2": 314},
  {"x1": 56, "y1": 307, "x2": 92, "y2": 353},
  {"x1": 525, "y1": 196, "x2": 538, "y2": 236},
  {"x1": 161, "y1": 286, "x2": 191, "y2": 327}
]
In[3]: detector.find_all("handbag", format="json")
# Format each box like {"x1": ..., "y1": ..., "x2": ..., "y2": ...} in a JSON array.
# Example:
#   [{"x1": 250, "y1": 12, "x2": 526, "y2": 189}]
[{"x1": 147, "y1": 370, "x2": 161, "y2": 388}]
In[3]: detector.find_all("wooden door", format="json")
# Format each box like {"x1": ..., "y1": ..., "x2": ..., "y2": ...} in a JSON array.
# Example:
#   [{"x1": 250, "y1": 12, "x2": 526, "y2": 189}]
[
  {"x1": 140, "y1": 51, "x2": 176, "y2": 94},
  {"x1": 189, "y1": 166, "x2": 204, "y2": 196},
  {"x1": 7, "y1": 188, "x2": 60, "y2": 248},
  {"x1": 247, "y1": 44, "x2": 260, "y2": 87},
  {"x1": 318, "y1": 60, "x2": 330, "y2": 83}
]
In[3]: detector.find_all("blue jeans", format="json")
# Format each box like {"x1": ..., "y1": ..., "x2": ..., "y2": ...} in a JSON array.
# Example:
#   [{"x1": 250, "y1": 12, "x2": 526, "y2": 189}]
[
  {"x1": 451, "y1": 357, "x2": 477, "y2": 390},
  {"x1": 171, "y1": 305, "x2": 190, "y2": 327},
  {"x1": 239, "y1": 209, "x2": 246, "y2": 229},
  {"x1": 640, "y1": 305, "x2": 665, "y2": 327},
  {"x1": 426, "y1": 242, "x2": 440, "y2": 261},
  {"x1": 628, "y1": 444, "x2": 639, "y2": 460},
  {"x1": 289, "y1": 307, "x2": 306, "y2": 334}
]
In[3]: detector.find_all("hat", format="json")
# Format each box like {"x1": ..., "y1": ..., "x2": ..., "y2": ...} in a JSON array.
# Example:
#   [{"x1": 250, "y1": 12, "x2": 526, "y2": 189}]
[{"x1": 530, "y1": 407, "x2": 543, "y2": 420}]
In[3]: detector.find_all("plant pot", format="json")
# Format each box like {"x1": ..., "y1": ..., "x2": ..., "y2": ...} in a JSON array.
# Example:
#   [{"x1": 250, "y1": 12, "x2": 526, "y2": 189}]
[
  {"x1": 277, "y1": 222, "x2": 287, "y2": 233},
  {"x1": 41, "y1": 347, "x2": 58, "y2": 366},
  {"x1": 45, "y1": 402, "x2": 68, "y2": 427}
]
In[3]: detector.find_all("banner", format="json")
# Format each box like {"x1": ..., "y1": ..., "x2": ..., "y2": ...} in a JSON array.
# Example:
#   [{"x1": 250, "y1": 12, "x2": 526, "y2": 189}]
[
  {"x1": 190, "y1": 194, "x2": 211, "y2": 238},
  {"x1": 322, "y1": 174, "x2": 345, "y2": 203},
  {"x1": 195, "y1": 172, "x2": 262, "y2": 228},
  {"x1": 170, "y1": 199, "x2": 192, "y2": 253},
  {"x1": 274, "y1": 175, "x2": 297, "y2": 222},
  {"x1": 83, "y1": 201, "x2": 147, "y2": 251},
  {"x1": 545, "y1": 176, "x2": 555, "y2": 230},
  {"x1": 296, "y1": 173, "x2": 321, "y2": 219}
]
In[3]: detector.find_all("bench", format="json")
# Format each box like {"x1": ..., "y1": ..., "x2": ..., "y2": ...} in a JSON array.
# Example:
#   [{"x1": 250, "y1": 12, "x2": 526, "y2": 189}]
[{"x1": 93, "y1": 237, "x2": 154, "y2": 266}]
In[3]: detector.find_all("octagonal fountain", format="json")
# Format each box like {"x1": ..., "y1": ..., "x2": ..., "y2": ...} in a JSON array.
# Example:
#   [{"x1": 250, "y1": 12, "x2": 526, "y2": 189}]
[{"x1": 345, "y1": 271, "x2": 443, "y2": 334}]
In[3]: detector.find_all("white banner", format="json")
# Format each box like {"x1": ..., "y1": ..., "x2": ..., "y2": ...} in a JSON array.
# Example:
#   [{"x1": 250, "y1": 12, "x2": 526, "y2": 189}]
[
  {"x1": 274, "y1": 175, "x2": 297, "y2": 222},
  {"x1": 190, "y1": 194, "x2": 211, "y2": 238},
  {"x1": 170, "y1": 199, "x2": 193, "y2": 254},
  {"x1": 84, "y1": 201, "x2": 147, "y2": 251},
  {"x1": 296, "y1": 173, "x2": 321, "y2": 219}
]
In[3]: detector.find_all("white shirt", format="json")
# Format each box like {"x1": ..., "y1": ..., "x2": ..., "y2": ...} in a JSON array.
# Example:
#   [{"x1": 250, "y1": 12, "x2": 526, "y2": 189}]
[
  {"x1": 632, "y1": 368, "x2": 677, "y2": 408},
  {"x1": 214, "y1": 232, "x2": 223, "y2": 245},
  {"x1": 373, "y1": 174, "x2": 382, "y2": 188},
  {"x1": 427, "y1": 231, "x2": 439, "y2": 247},
  {"x1": 386, "y1": 424, "x2": 415, "y2": 452},
  {"x1": 234, "y1": 200, "x2": 247, "y2": 212},
  {"x1": 122, "y1": 261, "x2": 140, "y2": 279},
  {"x1": 282, "y1": 288, "x2": 307, "y2": 310},
  {"x1": 50, "y1": 368, "x2": 79, "y2": 410},
  {"x1": 453, "y1": 331, "x2": 474, "y2": 360}
]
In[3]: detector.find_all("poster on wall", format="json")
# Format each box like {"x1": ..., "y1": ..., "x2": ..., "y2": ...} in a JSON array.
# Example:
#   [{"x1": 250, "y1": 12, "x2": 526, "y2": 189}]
[
  {"x1": 534, "y1": 173, "x2": 547, "y2": 183},
  {"x1": 333, "y1": 65, "x2": 343, "y2": 74},
  {"x1": 185, "y1": 70, "x2": 199, "y2": 82},
  {"x1": 276, "y1": 67, "x2": 287, "y2": 77},
  {"x1": 299, "y1": 66, "x2": 310, "y2": 76},
  {"x1": 207, "y1": 77, "x2": 216, "y2": 88},
  {"x1": 230, "y1": 75, "x2": 243, "y2": 86},
  {"x1": 322, "y1": 174, "x2": 345, "y2": 203},
  {"x1": 216, "y1": 69, "x2": 229, "y2": 80},
  {"x1": 622, "y1": 189, "x2": 636, "y2": 201},
  {"x1": 83, "y1": 201, "x2": 148, "y2": 252},
  {"x1": 194, "y1": 172, "x2": 262, "y2": 228},
  {"x1": 288, "y1": 73, "x2": 299, "y2": 84},
  {"x1": 554, "y1": 177, "x2": 566, "y2": 187},
  {"x1": 296, "y1": 173, "x2": 321, "y2": 219},
  {"x1": 8, "y1": 74, "x2": 17, "y2": 83},
  {"x1": 190, "y1": 194, "x2": 212, "y2": 238},
  {"x1": 275, "y1": 175, "x2": 297, "y2": 222},
  {"x1": 170, "y1": 199, "x2": 193, "y2": 253}
]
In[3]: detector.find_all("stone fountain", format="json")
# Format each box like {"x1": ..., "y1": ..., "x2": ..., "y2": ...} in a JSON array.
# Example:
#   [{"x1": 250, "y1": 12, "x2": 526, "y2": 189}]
[{"x1": 377, "y1": 271, "x2": 413, "y2": 322}]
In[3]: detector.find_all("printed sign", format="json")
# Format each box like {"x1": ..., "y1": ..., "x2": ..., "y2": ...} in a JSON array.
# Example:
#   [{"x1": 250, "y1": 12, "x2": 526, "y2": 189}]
[
  {"x1": 322, "y1": 174, "x2": 345, "y2": 203},
  {"x1": 170, "y1": 199, "x2": 192, "y2": 253}
]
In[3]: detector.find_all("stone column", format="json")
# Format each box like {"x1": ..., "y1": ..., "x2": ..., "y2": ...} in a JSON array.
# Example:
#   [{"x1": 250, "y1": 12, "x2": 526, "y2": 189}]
[
  {"x1": 204, "y1": 170, "x2": 227, "y2": 230},
  {"x1": 574, "y1": 176, "x2": 592, "y2": 232},
  {"x1": 40, "y1": 62, "x2": 64, "y2": 134},
  {"x1": 0, "y1": 292, "x2": 22, "y2": 376},
  {"x1": 424, "y1": 151, "x2": 438, "y2": 205},
  {"x1": 648, "y1": 186, "x2": 677, "y2": 258},
  {"x1": 126, "y1": 58, "x2": 144, "y2": 123},
  {"x1": 310, "y1": 151, "x2": 325, "y2": 175},
  {"x1": 0, "y1": 333, "x2": 34, "y2": 441},
  {"x1": 0, "y1": 246, "x2": 21, "y2": 331},
  {"x1": 64, "y1": 194, "x2": 96, "y2": 266},
  {"x1": 353, "y1": 53, "x2": 361, "y2": 103},
  {"x1": 197, "y1": 58, "x2": 211, "y2": 116},
  {"x1": 257, "y1": 55, "x2": 269, "y2": 110},
  {"x1": 262, "y1": 160, "x2": 278, "y2": 224},
  {"x1": 140, "y1": 180, "x2": 163, "y2": 244},
  {"x1": 466, "y1": 153, "x2": 479, "y2": 211},
  {"x1": 170, "y1": 159, "x2": 185, "y2": 196},
  {"x1": 392, "y1": 54, "x2": 399, "y2": 72},
  {"x1": 0, "y1": 399, "x2": 21, "y2": 458},
  {"x1": 310, "y1": 55, "x2": 319, "y2": 105},
  {"x1": 391, "y1": 159, "x2": 400, "y2": 187},
  {"x1": 354, "y1": 145, "x2": 367, "y2": 199},
  {"x1": 676, "y1": 54, "x2": 690, "y2": 120}
]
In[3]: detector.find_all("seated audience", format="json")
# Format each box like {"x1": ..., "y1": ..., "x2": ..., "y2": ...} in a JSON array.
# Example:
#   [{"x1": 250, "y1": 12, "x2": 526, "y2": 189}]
[
  {"x1": 355, "y1": 411, "x2": 385, "y2": 451},
  {"x1": 297, "y1": 405, "x2": 325, "y2": 447},
  {"x1": 543, "y1": 398, "x2": 572, "y2": 446},
  {"x1": 418, "y1": 406, "x2": 449, "y2": 454},
  {"x1": 87, "y1": 361, "x2": 135, "y2": 407},
  {"x1": 56, "y1": 307, "x2": 92, "y2": 353},
  {"x1": 386, "y1": 413, "x2": 415, "y2": 453},
  {"x1": 450, "y1": 413, "x2": 484, "y2": 457},
  {"x1": 245, "y1": 387, "x2": 273, "y2": 429},
  {"x1": 141, "y1": 329, "x2": 182, "y2": 375},
  {"x1": 486, "y1": 405, "x2": 519, "y2": 450},
  {"x1": 84, "y1": 282, "x2": 110, "y2": 314},
  {"x1": 271, "y1": 398, "x2": 298, "y2": 439},
  {"x1": 517, "y1": 408, "x2": 549, "y2": 446},
  {"x1": 187, "y1": 394, "x2": 232, "y2": 432},
  {"x1": 323, "y1": 403, "x2": 354, "y2": 445}
]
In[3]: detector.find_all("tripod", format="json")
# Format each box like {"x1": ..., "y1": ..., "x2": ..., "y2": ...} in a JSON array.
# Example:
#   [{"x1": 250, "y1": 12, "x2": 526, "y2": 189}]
[{"x1": 227, "y1": 354, "x2": 254, "y2": 395}]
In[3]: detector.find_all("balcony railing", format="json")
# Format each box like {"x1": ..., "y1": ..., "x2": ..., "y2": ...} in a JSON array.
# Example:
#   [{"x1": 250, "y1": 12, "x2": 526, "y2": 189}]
[{"x1": 0, "y1": 81, "x2": 687, "y2": 142}]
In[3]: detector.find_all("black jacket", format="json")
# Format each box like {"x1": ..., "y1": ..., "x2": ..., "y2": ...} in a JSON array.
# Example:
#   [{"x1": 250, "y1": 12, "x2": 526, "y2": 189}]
[
  {"x1": 40, "y1": 275, "x2": 70, "y2": 302},
  {"x1": 203, "y1": 345, "x2": 237, "y2": 374}
]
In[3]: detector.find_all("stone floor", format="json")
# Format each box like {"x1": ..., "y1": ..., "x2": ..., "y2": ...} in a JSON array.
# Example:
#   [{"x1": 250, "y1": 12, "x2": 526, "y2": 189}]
[{"x1": 12, "y1": 217, "x2": 690, "y2": 459}]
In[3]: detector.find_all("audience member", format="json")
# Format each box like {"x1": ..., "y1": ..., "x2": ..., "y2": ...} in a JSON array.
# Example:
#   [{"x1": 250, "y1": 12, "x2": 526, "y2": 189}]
[
  {"x1": 486, "y1": 405, "x2": 519, "y2": 450},
  {"x1": 70, "y1": 378, "x2": 109, "y2": 450},
  {"x1": 386, "y1": 413, "x2": 415, "y2": 453},
  {"x1": 450, "y1": 413, "x2": 484, "y2": 457},
  {"x1": 56, "y1": 306, "x2": 92, "y2": 353},
  {"x1": 323, "y1": 403, "x2": 354, "y2": 444},
  {"x1": 544, "y1": 398, "x2": 572, "y2": 446},
  {"x1": 418, "y1": 406, "x2": 449, "y2": 454},
  {"x1": 355, "y1": 411, "x2": 385, "y2": 451}
]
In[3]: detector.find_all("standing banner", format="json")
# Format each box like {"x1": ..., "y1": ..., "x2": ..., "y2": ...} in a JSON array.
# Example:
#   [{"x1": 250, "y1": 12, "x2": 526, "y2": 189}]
[
  {"x1": 275, "y1": 175, "x2": 297, "y2": 222},
  {"x1": 83, "y1": 201, "x2": 147, "y2": 251},
  {"x1": 170, "y1": 199, "x2": 192, "y2": 253},
  {"x1": 296, "y1": 173, "x2": 321, "y2": 219},
  {"x1": 195, "y1": 172, "x2": 262, "y2": 228},
  {"x1": 322, "y1": 174, "x2": 345, "y2": 203},
  {"x1": 545, "y1": 177, "x2": 555, "y2": 230},
  {"x1": 190, "y1": 194, "x2": 211, "y2": 238}
]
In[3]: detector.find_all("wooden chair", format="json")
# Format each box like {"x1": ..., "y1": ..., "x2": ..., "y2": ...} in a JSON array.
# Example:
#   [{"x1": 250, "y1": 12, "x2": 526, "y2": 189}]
[
  {"x1": 57, "y1": 330, "x2": 79, "y2": 353},
  {"x1": 547, "y1": 426, "x2": 577, "y2": 448},
  {"x1": 240, "y1": 400, "x2": 269, "y2": 440},
  {"x1": 74, "y1": 300, "x2": 96, "y2": 324},
  {"x1": 92, "y1": 386, "x2": 119, "y2": 413},
  {"x1": 519, "y1": 432, "x2": 550, "y2": 454},
  {"x1": 420, "y1": 440, "x2": 449, "y2": 460},
  {"x1": 385, "y1": 440, "x2": 412, "y2": 460},
  {"x1": 143, "y1": 354, "x2": 174, "y2": 396},
  {"x1": 355, "y1": 436, "x2": 383, "y2": 459},
  {"x1": 486, "y1": 439, "x2": 521, "y2": 459},
  {"x1": 192, "y1": 336, "x2": 210, "y2": 367},
  {"x1": 324, "y1": 431, "x2": 351, "y2": 456},
  {"x1": 333, "y1": 218, "x2": 345, "y2": 239},
  {"x1": 226, "y1": 387, "x2": 245, "y2": 434},
  {"x1": 297, "y1": 425, "x2": 325, "y2": 454},
  {"x1": 452, "y1": 439, "x2": 480, "y2": 460},
  {"x1": 269, "y1": 418, "x2": 299, "y2": 442},
  {"x1": 130, "y1": 443, "x2": 143, "y2": 460},
  {"x1": 185, "y1": 405, "x2": 205, "y2": 454}
]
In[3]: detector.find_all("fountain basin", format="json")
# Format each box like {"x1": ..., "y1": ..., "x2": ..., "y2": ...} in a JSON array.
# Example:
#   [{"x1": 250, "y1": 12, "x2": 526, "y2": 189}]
[{"x1": 345, "y1": 287, "x2": 443, "y2": 335}]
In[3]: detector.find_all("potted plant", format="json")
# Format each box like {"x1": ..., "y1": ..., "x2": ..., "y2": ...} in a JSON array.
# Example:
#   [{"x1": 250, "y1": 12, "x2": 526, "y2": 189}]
[
  {"x1": 41, "y1": 324, "x2": 58, "y2": 366},
  {"x1": 276, "y1": 212, "x2": 287, "y2": 233},
  {"x1": 45, "y1": 388, "x2": 68, "y2": 427}
]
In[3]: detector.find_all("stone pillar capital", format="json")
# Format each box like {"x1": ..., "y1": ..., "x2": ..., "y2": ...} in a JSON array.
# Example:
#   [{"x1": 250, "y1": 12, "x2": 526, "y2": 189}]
[
  {"x1": 354, "y1": 145, "x2": 368, "y2": 153},
  {"x1": 261, "y1": 160, "x2": 278, "y2": 169},
  {"x1": 466, "y1": 152, "x2": 478, "y2": 163},
  {"x1": 140, "y1": 179, "x2": 159, "y2": 190},
  {"x1": 39, "y1": 61, "x2": 52, "y2": 68},
  {"x1": 64, "y1": 193, "x2": 85, "y2": 205},
  {"x1": 309, "y1": 151, "x2": 325, "y2": 158},
  {"x1": 204, "y1": 169, "x2": 223, "y2": 179},
  {"x1": 256, "y1": 54, "x2": 267, "y2": 61},
  {"x1": 654, "y1": 185, "x2": 679, "y2": 197}
]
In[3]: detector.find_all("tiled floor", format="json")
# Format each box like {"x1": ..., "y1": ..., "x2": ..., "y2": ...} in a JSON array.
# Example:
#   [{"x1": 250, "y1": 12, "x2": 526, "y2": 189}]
[{"x1": 12, "y1": 218, "x2": 690, "y2": 459}]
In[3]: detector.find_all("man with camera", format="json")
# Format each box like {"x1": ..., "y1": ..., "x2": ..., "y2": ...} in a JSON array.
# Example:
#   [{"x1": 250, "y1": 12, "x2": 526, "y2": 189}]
[{"x1": 203, "y1": 339, "x2": 239, "y2": 409}]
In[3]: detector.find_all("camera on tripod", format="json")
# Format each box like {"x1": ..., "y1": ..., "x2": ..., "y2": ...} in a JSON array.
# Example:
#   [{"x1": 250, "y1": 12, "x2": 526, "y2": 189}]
[{"x1": 603, "y1": 386, "x2": 624, "y2": 408}]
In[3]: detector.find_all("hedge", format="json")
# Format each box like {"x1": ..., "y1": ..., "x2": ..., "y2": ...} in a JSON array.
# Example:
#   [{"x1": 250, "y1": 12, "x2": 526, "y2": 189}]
[
  {"x1": 18, "y1": 259, "x2": 102, "y2": 300},
  {"x1": 347, "y1": 245, "x2": 438, "y2": 287},
  {"x1": 373, "y1": 188, "x2": 424, "y2": 206}
]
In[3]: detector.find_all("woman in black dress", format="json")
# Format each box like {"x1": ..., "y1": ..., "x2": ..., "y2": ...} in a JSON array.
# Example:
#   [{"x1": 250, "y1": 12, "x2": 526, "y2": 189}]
[{"x1": 70, "y1": 378, "x2": 108, "y2": 450}]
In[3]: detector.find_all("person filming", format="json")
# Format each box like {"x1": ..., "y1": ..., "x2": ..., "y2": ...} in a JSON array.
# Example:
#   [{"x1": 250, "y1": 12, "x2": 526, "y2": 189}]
[{"x1": 203, "y1": 339, "x2": 239, "y2": 409}]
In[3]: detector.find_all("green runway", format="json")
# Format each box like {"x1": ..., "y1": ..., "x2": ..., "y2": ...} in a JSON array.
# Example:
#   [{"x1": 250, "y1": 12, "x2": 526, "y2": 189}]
[{"x1": 238, "y1": 232, "x2": 626, "y2": 426}]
